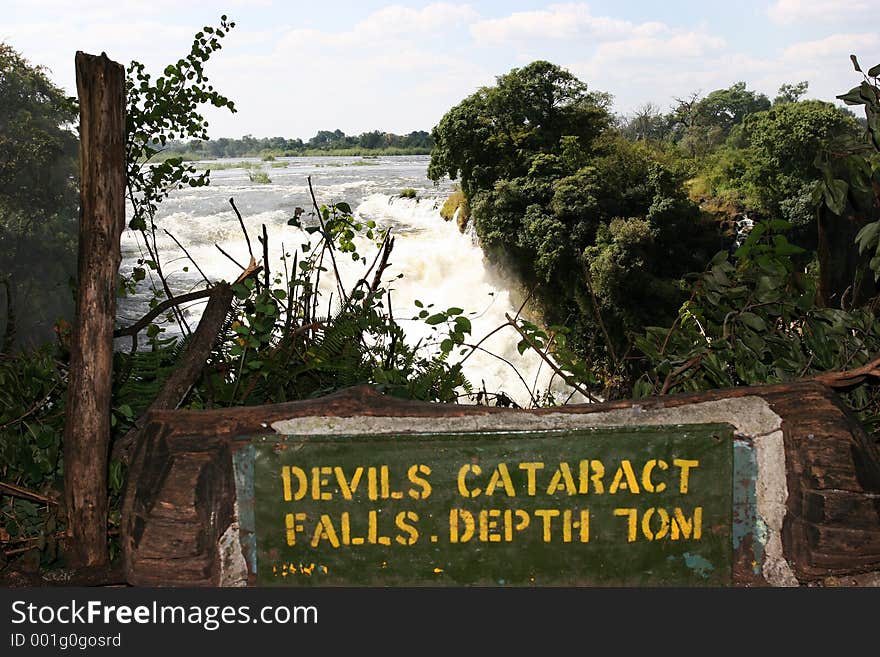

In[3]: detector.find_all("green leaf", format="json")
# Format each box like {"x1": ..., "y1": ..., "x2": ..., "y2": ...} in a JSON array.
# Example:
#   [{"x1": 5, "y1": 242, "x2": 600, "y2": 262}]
[
  {"x1": 851, "y1": 54, "x2": 862, "y2": 72},
  {"x1": 739, "y1": 312, "x2": 766, "y2": 332},
  {"x1": 772, "y1": 235, "x2": 805, "y2": 256},
  {"x1": 768, "y1": 219, "x2": 792, "y2": 232},
  {"x1": 710, "y1": 250, "x2": 728, "y2": 266},
  {"x1": 425, "y1": 313, "x2": 446, "y2": 325},
  {"x1": 868, "y1": 63, "x2": 880, "y2": 78},
  {"x1": 855, "y1": 221, "x2": 880, "y2": 254},
  {"x1": 837, "y1": 87, "x2": 864, "y2": 105},
  {"x1": 335, "y1": 202, "x2": 352, "y2": 215},
  {"x1": 822, "y1": 178, "x2": 849, "y2": 215}
]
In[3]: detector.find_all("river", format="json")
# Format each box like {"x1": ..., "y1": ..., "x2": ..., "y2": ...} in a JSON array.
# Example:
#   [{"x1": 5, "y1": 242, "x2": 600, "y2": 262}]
[{"x1": 119, "y1": 154, "x2": 578, "y2": 407}]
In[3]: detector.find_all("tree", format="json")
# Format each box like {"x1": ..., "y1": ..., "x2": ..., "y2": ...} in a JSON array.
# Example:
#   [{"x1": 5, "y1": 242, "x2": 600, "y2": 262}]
[
  {"x1": 429, "y1": 62, "x2": 725, "y2": 393},
  {"x1": 428, "y1": 60, "x2": 611, "y2": 197},
  {"x1": 0, "y1": 43, "x2": 79, "y2": 348},
  {"x1": 697, "y1": 82, "x2": 770, "y2": 135},
  {"x1": 308, "y1": 129, "x2": 346, "y2": 150},
  {"x1": 672, "y1": 83, "x2": 770, "y2": 156},
  {"x1": 619, "y1": 102, "x2": 672, "y2": 142},
  {"x1": 774, "y1": 81, "x2": 809, "y2": 105}
]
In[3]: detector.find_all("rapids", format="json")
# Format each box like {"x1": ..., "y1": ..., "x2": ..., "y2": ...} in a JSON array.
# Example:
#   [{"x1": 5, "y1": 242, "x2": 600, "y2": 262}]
[{"x1": 119, "y1": 155, "x2": 580, "y2": 407}]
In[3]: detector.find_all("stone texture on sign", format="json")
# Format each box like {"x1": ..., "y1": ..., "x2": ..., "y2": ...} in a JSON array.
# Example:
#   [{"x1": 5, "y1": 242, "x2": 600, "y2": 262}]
[{"x1": 122, "y1": 381, "x2": 880, "y2": 586}]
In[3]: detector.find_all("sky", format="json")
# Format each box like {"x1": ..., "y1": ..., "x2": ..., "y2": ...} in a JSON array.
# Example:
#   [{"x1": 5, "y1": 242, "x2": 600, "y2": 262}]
[{"x1": 4, "y1": 1, "x2": 879, "y2": 140}]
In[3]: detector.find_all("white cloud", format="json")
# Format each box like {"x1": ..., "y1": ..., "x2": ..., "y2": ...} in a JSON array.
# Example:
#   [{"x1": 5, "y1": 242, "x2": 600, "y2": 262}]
[
  {"x1": 470, "y1": 3, "x2": 661, "y2": 44},
  {"x1": 352, "y1": 3, "x2": 479, "y2": 40},
  {"x1": 197, "y1": 4, "x2": 492, "y2": 138},
  {"x1": 5, "y1": 2, "x2": 880, "y2": 138},
  {"x1": 592, "y1": 31, "x2": 726, "y2": 61},
  {"x1": 767, "y1": 0, "x2": 872, "y2": 25},
  {"x1": 782, "y1": 32, "x2": 879, "y2": 60},
  {"x1": 573, "y1": 28, "x2": 877, "y2": 119}
]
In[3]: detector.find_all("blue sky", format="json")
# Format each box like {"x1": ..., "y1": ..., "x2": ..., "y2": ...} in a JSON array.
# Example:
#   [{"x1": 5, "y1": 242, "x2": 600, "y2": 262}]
[{"x1": 4, "y1": 1, "x2": 878, "y2": 139}]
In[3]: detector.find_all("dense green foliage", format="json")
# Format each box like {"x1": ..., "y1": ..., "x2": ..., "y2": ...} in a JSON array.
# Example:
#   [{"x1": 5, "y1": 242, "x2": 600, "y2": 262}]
[
  {"x1": 697, "y1": 99, "x2": 861, "y2": 228},
  {"x1": 430, "y1": 59, "x2": 880, "y2": 412},
  {"x1": 634, "y1": 219, "x2": 880, "y2": 432},
  {"x1": 0, "y1": 43, "x2": 79, "y2": 348},
  {"x1": 429, "y1": 61, "x2": 726, "y2": 393}
]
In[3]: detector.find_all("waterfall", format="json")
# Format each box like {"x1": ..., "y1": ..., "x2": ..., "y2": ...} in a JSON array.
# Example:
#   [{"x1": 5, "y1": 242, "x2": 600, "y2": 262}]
[{"x1": 119, "y1": 155, "x2": 581, "y2": 407}]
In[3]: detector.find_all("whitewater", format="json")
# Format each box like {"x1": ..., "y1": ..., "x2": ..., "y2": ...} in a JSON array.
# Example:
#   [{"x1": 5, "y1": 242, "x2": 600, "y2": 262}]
[{"x1": 118, "y1": 154, "x2": 580, "y2": 407}]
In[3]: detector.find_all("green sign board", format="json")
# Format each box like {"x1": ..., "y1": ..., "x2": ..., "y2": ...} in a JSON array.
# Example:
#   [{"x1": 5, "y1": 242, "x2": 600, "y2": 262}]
[{"x1": 252, "y1": 424, "x2": 734, "y2": 586}]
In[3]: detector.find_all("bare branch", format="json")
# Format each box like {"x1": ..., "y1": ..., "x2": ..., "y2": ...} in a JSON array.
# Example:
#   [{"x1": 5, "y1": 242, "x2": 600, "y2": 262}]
[
  {"x1": 504, "y1": 313, "x2": 600, "y2": 403},
  {"x1": 114, "y1": 289, "x2": 213, "y2": 338},
  {"x1": 163, "y1": 229, "x2": 211, "y2": 285},
  {"x1": 0, "y1": 481, "x2": 58, "y2": 505},
  {"x1": 229, "y1": 197, "x2": 254, "y2": 261}
]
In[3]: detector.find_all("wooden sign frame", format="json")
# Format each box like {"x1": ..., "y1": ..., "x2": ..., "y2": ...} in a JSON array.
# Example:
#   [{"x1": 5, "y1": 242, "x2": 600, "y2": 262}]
[{"x1": 122, "y1": 381, "x2": 880, "y2": 586}]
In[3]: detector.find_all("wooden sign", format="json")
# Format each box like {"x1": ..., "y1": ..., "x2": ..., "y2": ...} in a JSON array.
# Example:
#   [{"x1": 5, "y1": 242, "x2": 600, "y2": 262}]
[{"x1": 252, "y1": 424, "x2": 734, "y2": 586}]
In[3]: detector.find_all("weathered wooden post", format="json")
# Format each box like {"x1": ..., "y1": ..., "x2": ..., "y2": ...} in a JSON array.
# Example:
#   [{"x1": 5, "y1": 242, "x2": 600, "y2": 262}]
[{"x1": 63, "y1": 51, "x2": 126, "y2": 568}]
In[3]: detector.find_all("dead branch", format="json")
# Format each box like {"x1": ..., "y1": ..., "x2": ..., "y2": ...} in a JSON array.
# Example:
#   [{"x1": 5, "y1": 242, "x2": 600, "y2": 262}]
[
  {"x1": 163, "y1": 229, "x2": 211, "y2": 285},
  {"x1": 260, "y1": 223, "x2": 270, "y2": 289},
  {"x1": 661, "y1": 355, "x2": 703, "y2": 395},
  {"x1": 307, "y1": 176, "x2": 349, "y2": 306},
  {"x1": 0, "y1": 562, "x2": 126, "y2": 588},
  {"x1": 229, "y1": 197, "x2": 254, "y2": 261},
  {"x1": 810, "y1": 354, "x2": 880, "y2": 388},
  {"x1": 111, "y1": 282, "x2": 235, "y2": 463},
  {"x1": 0, "y1": 383, "x2": 59, "y2": 431},
  {"x1": 461, "y1": 343, "x2": 539, "y2": 407},
  {"x1": 215, "y1": 243, "x2": 246, "y2": 271},
  {"x1": 368, "y1": 234, "x2": 395, "y2": 298},
  {"x1": 233, "y1": 257, "x2": 262, "y2": 285},
  {"x1": 349, "y1": 231, "x2": 396, "y2": 304},
  {"x1": 0, "y1": 275, "x2": 14, "y2": 353},
  {"x1": 0, "y1": 481, "x2": 58, "y2": 505},
  {"x1": 114, "y1": 289, "x2": 213, "y2": 338}
]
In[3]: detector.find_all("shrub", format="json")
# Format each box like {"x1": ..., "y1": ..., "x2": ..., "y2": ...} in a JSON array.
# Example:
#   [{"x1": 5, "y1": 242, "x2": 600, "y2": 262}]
[{"x1": 248, "y1": 171, "x2": 272, "y2": 184}]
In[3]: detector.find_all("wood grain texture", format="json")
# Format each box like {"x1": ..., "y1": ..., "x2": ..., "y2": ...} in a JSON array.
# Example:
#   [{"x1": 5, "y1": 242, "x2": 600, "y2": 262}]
[{"x1": 63, "y1": 52, "x2": 125, "y2": 568}]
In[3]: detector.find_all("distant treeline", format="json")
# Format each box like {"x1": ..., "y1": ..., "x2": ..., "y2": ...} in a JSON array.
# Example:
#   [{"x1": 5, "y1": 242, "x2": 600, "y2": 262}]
[{"x1": 159, "y1": 129, "x2": 434, "y2": 159}]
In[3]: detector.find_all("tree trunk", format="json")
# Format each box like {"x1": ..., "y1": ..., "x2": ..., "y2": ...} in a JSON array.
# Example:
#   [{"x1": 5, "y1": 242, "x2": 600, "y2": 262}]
[{"x1": 63, "y1": 52, "x2": 125, "y2": 568}]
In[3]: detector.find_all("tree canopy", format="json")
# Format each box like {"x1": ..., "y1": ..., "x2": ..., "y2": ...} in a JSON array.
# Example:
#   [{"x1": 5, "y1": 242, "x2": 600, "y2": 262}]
[
  {"x1": 0, "y1": 43, "x2": 79, "y2": 347},
  {"x1": 429, "y1": 61, "x2": 726, "y2": 389},
  {"x1": 428, "y1": 61, "x2": 611, "y2": 198}
]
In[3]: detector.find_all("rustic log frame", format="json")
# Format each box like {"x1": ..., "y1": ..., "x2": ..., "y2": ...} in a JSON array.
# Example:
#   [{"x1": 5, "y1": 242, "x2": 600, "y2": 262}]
[{"x1": 122, "y1": 381, "x2": 880, "y2": 586}]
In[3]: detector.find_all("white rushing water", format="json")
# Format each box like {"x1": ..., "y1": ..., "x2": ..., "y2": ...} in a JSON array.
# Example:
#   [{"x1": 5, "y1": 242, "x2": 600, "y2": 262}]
[{"x1": 119, "y1": 155, "x2": 579, "y2": 406}]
